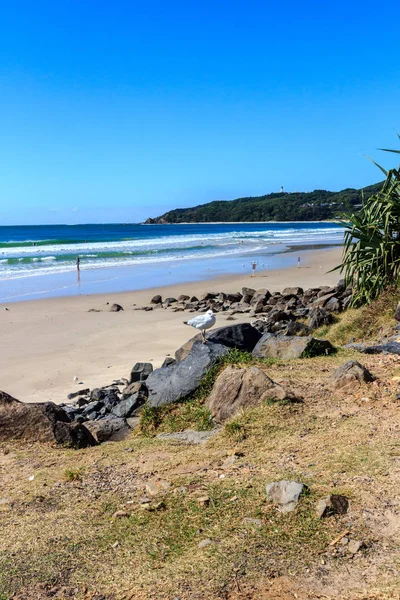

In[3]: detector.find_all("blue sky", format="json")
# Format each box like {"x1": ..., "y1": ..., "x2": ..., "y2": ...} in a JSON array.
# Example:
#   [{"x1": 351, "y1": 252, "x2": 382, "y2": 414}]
[{"x1": 0, "y1": 0, "x2": 399, "y2": 225}]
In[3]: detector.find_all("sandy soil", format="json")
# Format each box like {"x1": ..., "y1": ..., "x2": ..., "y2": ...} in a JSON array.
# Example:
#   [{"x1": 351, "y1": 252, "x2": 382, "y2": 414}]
[{"x1": 0, "y1": 246, "x2": 342, "y2": 404}]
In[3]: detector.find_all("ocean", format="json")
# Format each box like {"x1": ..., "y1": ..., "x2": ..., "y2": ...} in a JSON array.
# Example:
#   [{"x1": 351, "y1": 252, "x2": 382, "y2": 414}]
[{"x1": 0, "y1": 222, "x2": 343, "y2": 302}]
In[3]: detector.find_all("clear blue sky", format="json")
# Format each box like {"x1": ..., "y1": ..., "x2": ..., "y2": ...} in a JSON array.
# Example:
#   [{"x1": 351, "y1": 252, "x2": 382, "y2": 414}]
[{"x1": 1, "y1": 0, "x2": 399, "y2": 225}]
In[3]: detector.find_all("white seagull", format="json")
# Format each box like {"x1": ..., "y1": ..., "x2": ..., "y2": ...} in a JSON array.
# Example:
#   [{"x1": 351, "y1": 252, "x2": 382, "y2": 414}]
[{"x1": 184, "y1": 309, "x2": 216, "y2": 343}]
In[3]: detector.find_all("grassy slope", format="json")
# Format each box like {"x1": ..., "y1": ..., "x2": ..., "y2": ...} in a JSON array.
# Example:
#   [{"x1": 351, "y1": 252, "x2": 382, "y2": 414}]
[{"x1": 1, "y1": 297, "x2": 400, "y2": 599}]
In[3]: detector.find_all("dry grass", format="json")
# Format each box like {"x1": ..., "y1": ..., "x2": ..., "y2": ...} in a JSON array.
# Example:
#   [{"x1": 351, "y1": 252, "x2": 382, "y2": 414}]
[{"x1": 1, "y1": 309, "x2": 400, "y2": 598}]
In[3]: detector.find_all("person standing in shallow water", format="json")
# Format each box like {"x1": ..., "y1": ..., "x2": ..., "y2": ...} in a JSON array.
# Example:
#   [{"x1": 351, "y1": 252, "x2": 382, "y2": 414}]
[{"x1": 76, "y1": 256, "x2": 80, "y2": 272}]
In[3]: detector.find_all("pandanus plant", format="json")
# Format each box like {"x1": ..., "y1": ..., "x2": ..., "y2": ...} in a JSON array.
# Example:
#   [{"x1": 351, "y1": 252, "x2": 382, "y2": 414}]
[{"x1": 335, "y1": 139, "x2": 400, "y2": 306}]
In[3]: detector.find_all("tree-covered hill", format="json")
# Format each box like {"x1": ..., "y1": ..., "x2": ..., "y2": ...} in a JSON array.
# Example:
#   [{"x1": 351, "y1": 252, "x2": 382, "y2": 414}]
[{"x1": 145, "y1": 182, "x2": 382, "y2": 223}]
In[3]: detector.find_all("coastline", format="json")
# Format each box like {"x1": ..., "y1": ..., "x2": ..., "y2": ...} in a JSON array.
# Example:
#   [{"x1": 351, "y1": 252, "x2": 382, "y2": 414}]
[{"x1": 1, "y1": 246, "x2": 343, "y2": 404}]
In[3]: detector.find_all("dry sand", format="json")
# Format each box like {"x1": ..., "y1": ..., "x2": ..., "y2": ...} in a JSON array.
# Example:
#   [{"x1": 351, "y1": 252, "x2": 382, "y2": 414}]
[{"x1": 0, "y1": 246, "x2": 342, "y2": 404}]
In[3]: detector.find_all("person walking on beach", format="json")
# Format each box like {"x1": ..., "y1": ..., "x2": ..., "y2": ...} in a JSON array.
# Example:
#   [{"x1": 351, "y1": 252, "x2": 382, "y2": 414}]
[{"x1": 76, "y1": 256, "x2": 80, "y2": 272}]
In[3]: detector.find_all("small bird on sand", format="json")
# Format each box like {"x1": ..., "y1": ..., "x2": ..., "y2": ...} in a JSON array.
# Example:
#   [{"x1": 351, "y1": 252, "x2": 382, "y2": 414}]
[{"x1": 184, "y1": 309, "x2": 216, "y2": 343}]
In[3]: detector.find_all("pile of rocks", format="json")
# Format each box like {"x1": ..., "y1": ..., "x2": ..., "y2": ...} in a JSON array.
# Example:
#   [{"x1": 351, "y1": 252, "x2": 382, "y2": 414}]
[{"x1": 145, "y1": 280, "x2": 351, "y2": 334}]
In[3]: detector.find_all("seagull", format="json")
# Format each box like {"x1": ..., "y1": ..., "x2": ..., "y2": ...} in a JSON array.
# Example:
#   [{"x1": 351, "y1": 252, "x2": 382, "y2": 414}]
[{"x1": 184, "y1": 309, "x2": 216, "y2": 343}]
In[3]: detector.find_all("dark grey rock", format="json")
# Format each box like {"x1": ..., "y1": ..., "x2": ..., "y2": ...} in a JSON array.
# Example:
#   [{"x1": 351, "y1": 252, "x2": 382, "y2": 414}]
[
  {"x1": 111, "y1": 392, "x2": 144, "y2": 419},
  {"x1": 308, "y1": 307, "x2": 335, "y2": 330},
  {"x1": 325, "y1": 296, "x2": 342, "y2": 313},
  {"x1": 347, "y1": 341, "x2": 400, "y2": 355},
  {"x1": 282, "y1": 286, "x2": 303, "y2": 298},
  {"x1": 283, "y1": 321, "x2": 310, "y2": 336},
  {"x1": 146, "y1": 341, "x2": 229, "y2": 407},
  {"x1": 129, "y1": 362, "x2": 153, "y2": 384},
  {"x1": 110, "y1": 303, "x2": 124, "y2": 312},
  {"x1": 241, "y1": 287, "x2": 256, "y2": 303},
  {"x1": 226, "y1": 292, "x2": 243, "y2": 303},
  {"x1": 161, "y1": 356, "x2": 176, "y2": 368},
  {"x1": 207, "y1": 323, "x2": 262, "y2": 353},
  {"x1": 67, "y1": 388, "x2": 90, "y2": 400},
  {"x1": 53, "y1": 421, "x2": 97, "y2": 448},
  {"x1": 252, "y1": 333, "x2": 335, "y2": 359},
  {"x1": 85, "y1": 416, "x2": 129, "y2": 443},
  {"x1": 151, "y1": 295, "x2": 162, "y2": 304}
]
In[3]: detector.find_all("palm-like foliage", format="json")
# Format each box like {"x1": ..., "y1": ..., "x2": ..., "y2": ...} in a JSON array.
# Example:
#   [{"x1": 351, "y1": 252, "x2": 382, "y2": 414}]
[{"x1": 336, "y1": 141, "x2": 400, "y2": 306}]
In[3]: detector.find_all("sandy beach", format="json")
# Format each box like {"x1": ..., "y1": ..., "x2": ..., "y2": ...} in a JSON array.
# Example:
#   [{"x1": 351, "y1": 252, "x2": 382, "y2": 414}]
[{"x1": 1, "y1": 246, "x2": 342, "y2": 404}]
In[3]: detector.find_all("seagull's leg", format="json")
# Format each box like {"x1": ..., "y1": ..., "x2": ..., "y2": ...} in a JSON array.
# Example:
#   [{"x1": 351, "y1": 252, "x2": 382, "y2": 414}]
[{"x1": 202, "y1": 329, "x2": 206, "y2": 344}]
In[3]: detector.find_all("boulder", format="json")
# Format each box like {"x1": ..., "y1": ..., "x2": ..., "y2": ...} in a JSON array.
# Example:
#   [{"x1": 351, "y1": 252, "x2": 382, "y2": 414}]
[
  {"x1": 207, "y1": 366, "x2": 300, "y2": 422},
  {"x1": 308, "y1": 307, "x2": 335, "y2": 330},
  {"x1": 67, "y1": 388, "x2": 90, "y2": 400},
  {"x1": 331, "y1": 360, "x2": 375, "y2": 392},
  {"x1": 241, "y1": 287, "x2": 256, "y2": 303},
  {"x1": 250, "y1": 289, "x2": 271, "y2": 306},
  {"x1": 53, "y1": 421, "x2": 97, "y2": 448},
  {"x1": 151, "y1": 295, "x2": 162, "y2": 304},
  {"x1": 85, "y1": 417, "x2": 130, "y2": 443},
  {"x1": 266, "y1": 480, "x2": 305, "y2": 513},
  {"x1": 146, "y1": 341, "x2": 229, "y2": 407},
  {"x1": 177, "y1": 294, "x2": 190, "y2": 302},
  {"x1": 164, "y1": 297, "x2": 177, "y2": 304},
  {"x1": 346, "y1": 341, "x2": 400, "y2": 355},
  {"x1": 226, "y1": 292, "x2": 243, "y2": 303},
  {"x1": 201, "y1": 292, "x2": 218, "y2": 301},
  {"x1": 252, "y1": 333, "x2": 334, "y2": 359},
  {"x1": 161, "y1": 356, "x2": 176, "y2": 368},
  {"x1": 110, "y1": 303, "x2": 124, "y2": 312},
  {"x1": 325, "y1": 296, "x2": 342, "y2": 313},
  {"x1": 90, "y1": 387, "x2": 120, "y2": 408},
  {"x1": 111, "y1": 392, "x2": 144, "y2": 418},
  {"x1": 129, "y1": 362, "x2": 153, "y2": 384},
  {"x1": 282, "y1": 287, "x2": 303, "y2": 298},
  {"x1": 249, "y1": 299, "x2": 265, "y2": 316},
  {"x1": 0, "y1": 391, "x2": 96, "y2": 448},
  {"x1": 283, "y1": 321, "x2": 310, "y2": 337},
  {"x1": 207, "y1": 323, "x2": 262, "y2": 353},
  {"x1": 312, "y1": 293, "x2": 336, "y2": 308},
  {"x1": 231, "y1": 302, "x2": 251, "y2": 314}
]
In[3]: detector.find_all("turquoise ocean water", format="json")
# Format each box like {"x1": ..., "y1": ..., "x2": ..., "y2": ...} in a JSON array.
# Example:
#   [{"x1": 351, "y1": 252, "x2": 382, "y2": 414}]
[{"x1": 0, "y1": 222, "x2": 343, "y2": 302}]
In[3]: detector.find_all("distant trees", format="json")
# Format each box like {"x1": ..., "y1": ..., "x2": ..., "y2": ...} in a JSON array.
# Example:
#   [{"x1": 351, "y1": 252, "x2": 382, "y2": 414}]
[{"x1": 146, "y1": 184, "x2": 381, "y2": 224}]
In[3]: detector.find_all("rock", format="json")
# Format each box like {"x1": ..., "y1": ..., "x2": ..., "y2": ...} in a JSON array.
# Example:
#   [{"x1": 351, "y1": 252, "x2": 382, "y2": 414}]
[
  {"x1": 151, "y1": 295, "x2": 162, "y2": 304},
  {"x1": 111, "y1": 392, "x2": 145, "y2": 419},
  {"x1": 0, "y1": 391, "x2": 95, "y2": 448},
  {"x1": 331, "y1": 361, "x2": 375, "y2": 392},
  {"x1": 312, "y1": 293, "x2": 337, "y2": 308},
  {"x1": 90, "y1": 387, "x2": 120, "y2": 408},
  {"x1": 207, "y1": 323, "x2": 262, "y2": 352},
  {"x1": 354, "y1": 341, "x2": 400, "y2": 355},
  {"x1": 146, "y1": 341, "x2": 229, "y2": 407},
  {"x1": 231, "y1": 302, "x2": 251, "y2": 314},
  {"x1": 161, "y1": 356, "x2": 176, "y2": 368},
  {"x1": 145, "y1": 479, "x2": 171, "y2": 496},
  {"x1": 67, "y1": 388, "x2": 90, "y2": 400},
  {"x1": 268, "y1": 310, "x2": 293, "y2": 324},
  {"x1": 126, "y1": 416, "x2": 140, "y2": 429},
  {"x1": 316, "y1": 494, "x2": 349, "y2": 518},
  {"x1": 201, "y1": 292, "x2": 218, "y2": 301},
  {"x1": 112, "y1": 510, "x2": 130, "y2": 519},
  {"x1": 283, "y1": 321, "x2": 310, "y2": 336},
  {"x1": 250, "y1": 289, "x2": 271, "y2": 306},
  {"x1": 198, "y1": 538, "x2": 213, "y2": 548},
  {"x1": 266, "y1": 480, "x2": 305, "y2": 513},
  {"x1": 395, "y1": 302, "x2": 400, "y2": 322},
  {"x1": 129, "y1": 362, "x2": 153, "y2": 384},
  {"x1": 207, "y1": 366, "x2": 300, "y2": 422},
  {"x1": 308, "y1": 307, "x2": 335, "y2": 330},
  {"x1": 121, "y1": 381, "x2": 141, "y2": 398},
  {"x1": 84, "y1": 417, "x2": 129, "y2": 443},
  {"x1": 282, "y1": 286, "x2": 303, "y2": 298},
  {"x1": 156, "y1": 429, "x2": 220, "y2": 444},
  {"x1": 249, "y1": 299, "x2": 265, "y2": 316},
  {"x1": 110, "y1": 303, "x2": 124, "y2": 312},
  {"x1": 164, "y1": 297, "x2": 177, "y2": 304},
  {"x1": 178, "y1": 294, "x2": 190, "y2": 302},
  {"x1": 197, "y1": 496, "x2": 210, "y2": 507},
  {"x1": 190, "y1": 295, "x2": 199, "y2": 302},
  {"x1": 252, "y1": 333, "x2": 334, "y2": 359},
  {"x1": 325, "y1": 296, "x2": 342, "y2": 313},
  {"x1": 226, "y1": 292, "x2": 243, "y2": 303},
  {"x1": 348, "y1": 540, "x2": 363, "y2": 554},
  {"x1": 88, "y1": 308, "x2": 101, "y2": 312},
  {"x1": 81, "y1": 400, "x2": 104, "y2": 417},
  {"x1": 241, "y1": 287, "x2": 256, "y2": 303}
]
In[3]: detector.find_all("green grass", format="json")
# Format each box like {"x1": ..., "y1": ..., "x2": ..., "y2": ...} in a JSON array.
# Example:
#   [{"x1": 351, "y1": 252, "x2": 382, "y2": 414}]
[
  {"x1": 224, "y1": 419, "x2": 247, "y2": 442},
  {"x1": 63, "y1": 467, "x2": 84, "y2": 482}
]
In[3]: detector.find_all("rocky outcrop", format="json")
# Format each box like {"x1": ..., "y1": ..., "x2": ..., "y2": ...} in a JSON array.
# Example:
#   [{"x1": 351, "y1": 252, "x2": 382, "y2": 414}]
[
  {"x1": 207, "y1": 366, "x2": 300, "y2": 422},
  {"x1": 0, "y1": 391, "x2": 96, "y2": 448},
  {"x1": 146, "y1": 341, "x2": 229, "y2": 407},
  {"x1": 129, "y1": 362, "x2": 153, "y2": 384},
  {"x1": 252, "y1": 333, "x2": 334, "y2": 359}
]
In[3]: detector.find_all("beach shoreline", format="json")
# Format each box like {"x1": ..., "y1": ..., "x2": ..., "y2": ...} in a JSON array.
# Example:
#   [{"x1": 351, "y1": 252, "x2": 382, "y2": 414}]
[{"x1": 0, "y1": 246, "x2": 343, "y2": 405}]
